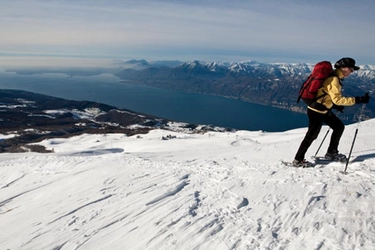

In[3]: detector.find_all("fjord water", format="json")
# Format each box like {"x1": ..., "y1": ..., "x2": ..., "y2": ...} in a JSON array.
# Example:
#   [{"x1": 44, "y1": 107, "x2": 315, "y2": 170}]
[{"x1": 0, "y1": 71, "x2": 307, "y2": 132}]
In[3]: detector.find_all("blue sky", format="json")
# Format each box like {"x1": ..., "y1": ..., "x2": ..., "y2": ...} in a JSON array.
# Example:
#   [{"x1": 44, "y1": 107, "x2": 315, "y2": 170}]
[{"x1": 1, "y1": 0, "x2": 375, "y2": 66}]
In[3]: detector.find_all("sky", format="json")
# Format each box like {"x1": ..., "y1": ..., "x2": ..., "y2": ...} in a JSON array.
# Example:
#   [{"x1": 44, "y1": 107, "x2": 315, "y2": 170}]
[{"x1": 1, "y1": 0, "x2": 375, "y2": 67}]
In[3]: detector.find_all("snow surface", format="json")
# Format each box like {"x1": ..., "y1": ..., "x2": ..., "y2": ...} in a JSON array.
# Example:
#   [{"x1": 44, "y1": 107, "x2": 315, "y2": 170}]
[{"x1": 1, "y1": 119, "x2": 375, "y2": 250}]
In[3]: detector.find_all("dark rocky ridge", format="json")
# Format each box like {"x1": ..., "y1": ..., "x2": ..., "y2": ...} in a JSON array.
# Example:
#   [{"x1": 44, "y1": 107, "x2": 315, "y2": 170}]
[{"x1": 0, "y1": 89, "x2": 231, "y2": 153}]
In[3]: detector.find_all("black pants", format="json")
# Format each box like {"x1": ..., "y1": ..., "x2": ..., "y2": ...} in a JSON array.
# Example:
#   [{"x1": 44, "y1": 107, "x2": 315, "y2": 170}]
[{"x1": 295, "y1": 109, "x2": 344, "y2": 161}]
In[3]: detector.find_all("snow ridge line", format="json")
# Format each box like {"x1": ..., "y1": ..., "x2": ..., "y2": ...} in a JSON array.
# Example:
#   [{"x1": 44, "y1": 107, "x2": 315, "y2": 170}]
[
  {"x1": 0, "y1": 174, "x2": 26, "y2": 189},
  {"x1": 48, "y1": 194, "x2": 113, "y2": 224},
  {"x1": 145, "y1": 180, "x2": 190, "y2": 206},
  {"x1": 0, "y1": 179, "x2": 58, "y2": 208}
]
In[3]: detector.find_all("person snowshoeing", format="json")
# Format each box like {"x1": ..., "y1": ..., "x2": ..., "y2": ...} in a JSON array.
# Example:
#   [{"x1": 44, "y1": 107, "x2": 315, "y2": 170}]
[{"x1": 293, "y1": 57, "x2": 370, "y2": 168}]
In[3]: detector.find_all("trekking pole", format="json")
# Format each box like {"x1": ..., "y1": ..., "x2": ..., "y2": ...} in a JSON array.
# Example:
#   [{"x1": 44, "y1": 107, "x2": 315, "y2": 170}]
[
  {"x1": 343, "y1": 104, "x2": 366, "y2": 174},
  {"x1": 314, "y1": 128, "x2": 330, "y2": 158}
]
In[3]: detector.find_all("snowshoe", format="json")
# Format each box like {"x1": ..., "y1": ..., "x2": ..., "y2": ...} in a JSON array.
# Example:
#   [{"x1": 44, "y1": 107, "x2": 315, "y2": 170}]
[
  {"x1": 292, "y1": 159, "x2": 315, "y2": 168},
  {"x1": 324, "y1": 152, "x2": 347, "y2": 162}
]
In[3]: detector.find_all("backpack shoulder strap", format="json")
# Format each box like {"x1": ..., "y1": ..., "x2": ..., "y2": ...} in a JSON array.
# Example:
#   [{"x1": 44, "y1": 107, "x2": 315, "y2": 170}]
[{"x1": 310, "y1": 74, "x2": 333, "y2": 103}]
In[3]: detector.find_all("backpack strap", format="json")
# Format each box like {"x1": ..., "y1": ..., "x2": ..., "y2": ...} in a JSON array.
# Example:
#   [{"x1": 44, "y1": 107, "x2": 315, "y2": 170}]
[
  {"x1": 297, "y1": 75, "x2": 312, "y2": 103},
  {"x1": 308, "y1": 72, "x2": 339, "y2": 110},
  {"x1": 314, "y1": 72, "x2": 339, "y2": 101}
]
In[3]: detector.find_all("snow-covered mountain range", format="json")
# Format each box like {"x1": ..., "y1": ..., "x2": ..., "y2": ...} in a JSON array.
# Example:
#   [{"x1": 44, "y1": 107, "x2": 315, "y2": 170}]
[
  {"x1": 119, "y1": 59, "x2": 375, "y2": 80},
  {"x1": 116, "y1": 60, "x2": 375, "y2": 121}
]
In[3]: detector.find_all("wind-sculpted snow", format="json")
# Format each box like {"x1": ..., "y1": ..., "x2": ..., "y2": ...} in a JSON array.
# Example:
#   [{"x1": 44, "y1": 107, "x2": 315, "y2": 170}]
[{"x1": 1, "y1": 120, "x2": 375, "y2": 249}]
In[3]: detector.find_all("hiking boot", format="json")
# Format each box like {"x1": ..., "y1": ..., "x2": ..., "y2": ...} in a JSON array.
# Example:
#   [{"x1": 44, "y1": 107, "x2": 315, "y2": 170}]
[
  {"x1": 324, "y1": 152, "x2": 347, "y2": 162},
  {"x1": 292, "y1": 159, "x2": 314, "y2": 168}
]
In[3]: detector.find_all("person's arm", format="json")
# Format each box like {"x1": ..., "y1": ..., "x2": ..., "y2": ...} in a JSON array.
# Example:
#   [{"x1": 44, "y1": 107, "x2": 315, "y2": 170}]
[{"x1": 327, "y1": 78, "x2": 356, "y2": 106}]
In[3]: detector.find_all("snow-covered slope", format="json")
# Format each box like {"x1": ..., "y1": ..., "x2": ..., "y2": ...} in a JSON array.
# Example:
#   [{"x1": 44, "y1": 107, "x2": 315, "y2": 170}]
[{"x1": 1, "y1": 119, "x2": 375, "y2": 249}]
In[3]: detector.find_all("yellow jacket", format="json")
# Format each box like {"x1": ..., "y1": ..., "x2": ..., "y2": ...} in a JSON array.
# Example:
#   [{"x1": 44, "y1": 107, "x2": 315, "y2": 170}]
[{"x1": 308, "y1": 68, "x2": 356, "y2": 114}]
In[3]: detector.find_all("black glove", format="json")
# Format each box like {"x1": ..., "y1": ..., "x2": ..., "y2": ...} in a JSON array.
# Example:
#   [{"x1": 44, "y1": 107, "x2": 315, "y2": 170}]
[
  {"x1": 332, "y1": 104, "x2": 344, "y2": 113},
  {"x1": 355, "y1": 93, "x2": 370, "y2": 104}
]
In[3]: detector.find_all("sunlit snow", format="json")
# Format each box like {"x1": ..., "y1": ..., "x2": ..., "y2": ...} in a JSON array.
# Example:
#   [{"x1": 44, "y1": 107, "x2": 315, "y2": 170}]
[{"x1": 1, "y1": 119, "x2": 375, "y2": 249}]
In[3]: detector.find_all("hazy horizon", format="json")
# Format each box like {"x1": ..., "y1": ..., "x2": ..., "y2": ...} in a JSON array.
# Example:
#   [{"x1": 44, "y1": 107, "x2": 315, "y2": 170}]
[{"x1": 2, "y1": 0, "x2": 375, "y2": 66}]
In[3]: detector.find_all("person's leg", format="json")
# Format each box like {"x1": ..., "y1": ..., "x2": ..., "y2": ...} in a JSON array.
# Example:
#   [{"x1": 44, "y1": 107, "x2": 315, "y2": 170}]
[
  {"x1": 294, "y1": 109, "x2": 324, "y2": 161},
  {"x1": 324, "y1": 111, "x2": 345, "y2": 154}
]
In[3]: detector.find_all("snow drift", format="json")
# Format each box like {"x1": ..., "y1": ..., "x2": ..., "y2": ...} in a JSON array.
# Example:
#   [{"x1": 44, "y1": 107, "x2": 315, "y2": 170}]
[{"x1": 1, "y1": 119, "x2": 375, "y2": 249}]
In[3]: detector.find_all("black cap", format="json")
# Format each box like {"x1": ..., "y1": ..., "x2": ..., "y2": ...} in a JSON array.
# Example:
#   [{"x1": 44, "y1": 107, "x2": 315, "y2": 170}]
[{"x1": 334, "y1": 57, "x2": 360, "y2": 70}]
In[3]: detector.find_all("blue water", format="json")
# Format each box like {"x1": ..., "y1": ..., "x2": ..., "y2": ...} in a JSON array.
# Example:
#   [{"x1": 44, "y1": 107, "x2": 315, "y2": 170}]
[{"x1": 0, "y1": 71, "x2": 308, "y2": 132}]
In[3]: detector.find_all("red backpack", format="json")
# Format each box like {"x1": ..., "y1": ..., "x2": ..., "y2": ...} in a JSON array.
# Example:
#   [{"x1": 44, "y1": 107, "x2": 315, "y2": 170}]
[{"x1": 297, "y1": 61, "x2": 334, "y2": 105}]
